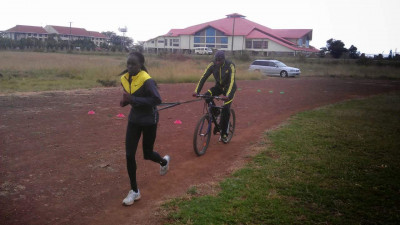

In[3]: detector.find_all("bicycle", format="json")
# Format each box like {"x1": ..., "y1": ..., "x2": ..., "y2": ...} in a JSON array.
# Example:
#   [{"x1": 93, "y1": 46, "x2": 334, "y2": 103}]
[{"x1": 193, "y1": 94, "x2": 236, "y2": 156}]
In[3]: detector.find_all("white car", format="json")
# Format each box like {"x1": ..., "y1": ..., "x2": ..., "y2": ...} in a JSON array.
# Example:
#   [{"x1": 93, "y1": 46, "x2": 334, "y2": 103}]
[
  {"x1": 194, "y1": 47, "x2": 213, "y2": 55},
  {"x1": 249, "y1": 60, "x2": 301, "y2": 77}
]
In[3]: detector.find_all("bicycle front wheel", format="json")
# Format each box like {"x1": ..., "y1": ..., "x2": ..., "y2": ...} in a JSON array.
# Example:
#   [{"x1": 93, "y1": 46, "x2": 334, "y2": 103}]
[
  {"x1": 225, "y1": 109, "x2": 236, "y2": 143},
  {"x1": 193, "y1": 114, "x2": 211, "y2": 156}
]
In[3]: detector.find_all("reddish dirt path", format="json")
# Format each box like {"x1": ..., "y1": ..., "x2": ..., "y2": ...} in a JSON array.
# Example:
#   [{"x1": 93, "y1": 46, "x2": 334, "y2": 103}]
[{"x1": 1, "y1": 77, "x2": 399, "y2": 225}]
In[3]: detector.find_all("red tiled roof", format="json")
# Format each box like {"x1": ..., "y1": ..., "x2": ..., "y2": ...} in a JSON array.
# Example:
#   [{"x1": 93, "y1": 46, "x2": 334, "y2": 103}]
[
  {"x1": 88, "y1": 31, "x2": 107, "y2": 38},
  {"x1": 6, "y1": 25, "x2": 48, "y2": 34},
  {"x1": 273, "y1": 29, "x2": 312, "y2": 39},
  {"x1": 247, "y1": 29, "x2": 300, "y2": 51},
  {"x1": 164, "y1": 29, "x2": 184, "y2": 37},
  {"x1": 46, "y1": 26, "x2": 107, "y2": 38},
  {"x1": 47, "y1": 25, "x2": 89, "y2": 36},
  {"x1": 161, "y1": 14, "x2": 316, "y2": 52}
]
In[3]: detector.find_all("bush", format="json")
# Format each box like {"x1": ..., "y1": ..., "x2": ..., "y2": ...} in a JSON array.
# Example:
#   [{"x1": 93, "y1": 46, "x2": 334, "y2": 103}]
[
  {"x1": 97, "y1": 79, "x2": 117, "y2": 87},
  {"x1": 234, "y1": 51, "x2": 250, "y2": 62},
  {"x1": 356, "y1": 54, "x2": 373, "y2": 66}
]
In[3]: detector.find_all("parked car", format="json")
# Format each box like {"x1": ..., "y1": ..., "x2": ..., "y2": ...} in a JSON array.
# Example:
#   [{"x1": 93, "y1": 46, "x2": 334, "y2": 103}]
[
  {"x1": 194, "y1": 47, "x2": 213, "y2": 55},
  {"x1": 248, "y1": 60, "x2": 301, "y2": 77}
]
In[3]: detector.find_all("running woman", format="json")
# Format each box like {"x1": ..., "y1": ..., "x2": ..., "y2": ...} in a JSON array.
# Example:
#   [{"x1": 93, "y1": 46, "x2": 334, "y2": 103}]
[{"x1": 120, "y1": 51, "x2": 170, "y2": 206}]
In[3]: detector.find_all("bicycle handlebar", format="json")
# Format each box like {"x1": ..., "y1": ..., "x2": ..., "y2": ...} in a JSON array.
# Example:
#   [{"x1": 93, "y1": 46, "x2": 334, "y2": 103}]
[{"x1": 195, "y1": 94, "x2": 226, "y2": 101}]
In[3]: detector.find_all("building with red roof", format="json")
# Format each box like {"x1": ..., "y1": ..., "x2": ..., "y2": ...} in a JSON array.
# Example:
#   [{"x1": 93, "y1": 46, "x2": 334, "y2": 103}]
[
  {"x1": 144, "y1": 13, "x2": 319, "y2": 56},
  {"x1": 4, "y1": 25, "x2": 49, "y2": 41},
  {"x1": 44, "y1": 25, "x2": 108, "y2": 46},
  {"x1": 2, "y1": 24, "x2": 108, "y2": 47}
]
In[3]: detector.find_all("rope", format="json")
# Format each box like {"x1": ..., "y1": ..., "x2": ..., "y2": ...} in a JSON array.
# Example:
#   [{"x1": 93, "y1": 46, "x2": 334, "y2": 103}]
[{"x1": 156, "y1": 98, "x2": 203, "y2": 111}]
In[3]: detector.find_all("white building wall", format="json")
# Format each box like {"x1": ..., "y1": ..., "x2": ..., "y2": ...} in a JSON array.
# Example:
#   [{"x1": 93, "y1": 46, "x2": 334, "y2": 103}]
[
  {"x1": 267, "y1": 40, "x2": 293, "y2": 52},
  {"x1": 44, "y1": 26, "x2": 58, "y2": 35},
  {"x1": 180, "y1": 35, "x2": 190, "y2": 49},
  {"x1": 231, "y1": 36, "x2": 245, "y2": 51}
]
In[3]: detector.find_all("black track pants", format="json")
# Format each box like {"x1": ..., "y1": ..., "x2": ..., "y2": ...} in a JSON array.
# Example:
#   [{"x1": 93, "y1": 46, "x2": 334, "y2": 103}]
[
  {"x1": 125, "y1": 122, "x2": 164, "y2": 192},
  {"x1": 204, "y1": 86, "x2": 235, "y2": 136}
]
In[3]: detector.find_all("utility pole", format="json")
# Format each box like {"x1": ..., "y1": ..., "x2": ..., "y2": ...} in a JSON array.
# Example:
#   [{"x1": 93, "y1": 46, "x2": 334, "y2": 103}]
[
  {"x1": 68, "y1": 22, "x2": 72, "y2": 51},
  {"x1": 231, "y1": 16, "x2": 236, "y2": 55}
]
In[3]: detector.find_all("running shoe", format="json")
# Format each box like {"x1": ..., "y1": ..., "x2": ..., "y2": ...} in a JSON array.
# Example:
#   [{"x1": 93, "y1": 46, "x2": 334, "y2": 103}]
[
  {"x1": 122, "y1": 189, "x2": 141, "y2": 206},
  {"x1": 160, "y1": 155, "x2": 170, "y2": 176},
  {"x1": 219, "y1": 134, "x2": 228, "y2": 144}
]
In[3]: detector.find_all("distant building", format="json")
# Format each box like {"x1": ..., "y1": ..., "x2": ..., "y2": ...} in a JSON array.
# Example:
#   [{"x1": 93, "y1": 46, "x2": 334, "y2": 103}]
[
  {"x1": 3, "y1": 25, "x2": 49, "y2": 41},
  {"x1": 3, "y1": 25, "x2": 108, "y2": 46},
  {"x1": 44, "y1": 25, "x2": 107, "y2": 46},
  {"x1": 144, "y1": 13, "x2": 319, "y2": 56}
]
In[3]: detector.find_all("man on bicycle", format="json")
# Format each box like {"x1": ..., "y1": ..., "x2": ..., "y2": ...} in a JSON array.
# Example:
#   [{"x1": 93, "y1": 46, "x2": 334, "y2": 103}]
[{"x1": 193, "y1": 50, "x2": 237, "y2": 143}]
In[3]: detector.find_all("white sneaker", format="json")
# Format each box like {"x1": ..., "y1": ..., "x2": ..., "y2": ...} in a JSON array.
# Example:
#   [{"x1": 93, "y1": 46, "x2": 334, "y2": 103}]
[
  {"x1": 160, "y1": 155, "x2": 170, "y2": 176},
  {"x1": 122, "y1": 189, "x2": 141, "y2": 206}
]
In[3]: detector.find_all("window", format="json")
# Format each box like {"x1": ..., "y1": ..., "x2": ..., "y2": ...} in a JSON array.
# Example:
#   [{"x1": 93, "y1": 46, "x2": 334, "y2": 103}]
[
  {"x1": 217, "y1": 37, "x2": 228, "y2": 44},
  {"x1": 206, "y1": 37, "x2": 215, "y2": 43},
  {"x1": 246, "y1": 41, "x2": 252, "y2": 48},
  {"x1": 206, "y1": 27, "x2": 215, "y2": 36},
  {"x1": 193, "y1": 27, "x2": 227, "y2": 49},
  {"x1": 216, "y1": 45, "x2": 228, "y2": 49},
  {"x1": 253, "y1": 41, "x2": 262, "y2": 49},
  {"x1": 246, "y1": 40, "x2": 268, "y2": 49},
  {"x1": 195, "y1": 30, "x2": 205, "y2": 36},
  {"x1": 297, "y1": 39, "x2": 303, "y2": 46},
  {"x1": 173, "y1": 39, "x2": 179, "y2": 47},
  {"x1": 194, "y1": 37, "x2": 205, "y2": 43}
]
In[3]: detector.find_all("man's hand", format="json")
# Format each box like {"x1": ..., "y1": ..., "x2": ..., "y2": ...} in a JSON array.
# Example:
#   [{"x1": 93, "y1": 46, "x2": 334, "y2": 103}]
[
  {"x1": 192, "y1": 92, "x2": 198, "y2": 97},
  {"x1": 221, "y1": 96, "x2": 229, "y2": 101}
]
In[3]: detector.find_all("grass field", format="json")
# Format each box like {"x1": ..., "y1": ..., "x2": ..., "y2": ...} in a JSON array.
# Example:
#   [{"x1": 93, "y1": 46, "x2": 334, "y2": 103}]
[
  {"x1": 0, "y1": 51, "x2": 261, "y2": 93},
  {"x1": 1, "y1": 51, "x2": 399, "y2": 93},
  {"x1": 162, "y1": 92, "x2": 400, "y2": 225}
]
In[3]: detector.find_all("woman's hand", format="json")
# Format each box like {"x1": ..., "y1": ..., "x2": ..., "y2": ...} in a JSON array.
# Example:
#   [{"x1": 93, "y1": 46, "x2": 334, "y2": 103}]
[{"x1": 120, "y1": 92, "x2": 131, "y2": 107}]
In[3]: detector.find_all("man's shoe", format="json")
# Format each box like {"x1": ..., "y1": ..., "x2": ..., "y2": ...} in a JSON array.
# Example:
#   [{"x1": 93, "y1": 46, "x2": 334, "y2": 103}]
[
  {"x1": 160, "y1": 155, "x2": 170, "y2": 176},
  {"x1": 219, "y1": 134, "x2": 228, "y2": 144},
  {"x1": 122, "y1": 189, "x2": 141, "y2": 206}
]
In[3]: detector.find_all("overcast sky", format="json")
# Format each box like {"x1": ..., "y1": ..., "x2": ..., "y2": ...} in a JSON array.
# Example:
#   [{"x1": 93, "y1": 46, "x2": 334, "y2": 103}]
[{"x1": 1, "y1": 0, "x2": 399, "y2": 55}]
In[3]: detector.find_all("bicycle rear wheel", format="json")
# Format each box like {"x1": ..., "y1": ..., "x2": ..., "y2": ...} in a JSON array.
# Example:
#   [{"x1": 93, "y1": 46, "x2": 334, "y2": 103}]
[
  {"x1": 225, "y1": 109, "x2": 236, "y2": 143},
  {"x1": 193, "y1": 114, "x2": 211, "y2": 156}
]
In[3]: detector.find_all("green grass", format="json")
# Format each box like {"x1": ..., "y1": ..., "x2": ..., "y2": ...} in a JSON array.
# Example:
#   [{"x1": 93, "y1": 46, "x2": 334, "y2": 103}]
[{"x1": 163, "y1": 92, "x2": 400, "y2": 225}]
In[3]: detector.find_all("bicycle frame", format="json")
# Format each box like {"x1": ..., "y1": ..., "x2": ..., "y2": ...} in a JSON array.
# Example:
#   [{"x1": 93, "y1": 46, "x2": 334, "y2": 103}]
[
  {"x1": 193, "y1": 94, "x2": 236, "y2": 156},
  {"x1": 198, "y1": 95, "x2": 224, "y2": 135}
]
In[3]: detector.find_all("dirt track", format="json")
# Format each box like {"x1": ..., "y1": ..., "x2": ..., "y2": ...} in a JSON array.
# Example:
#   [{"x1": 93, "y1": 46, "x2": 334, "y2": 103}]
[{"x1": 1, "y1": 77, "x2": 399, "y2": 225}]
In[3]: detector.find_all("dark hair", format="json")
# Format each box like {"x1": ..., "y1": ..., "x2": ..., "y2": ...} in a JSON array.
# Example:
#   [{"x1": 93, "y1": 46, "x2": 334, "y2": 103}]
[{"x1": 128, "y1": 51, "x2": 148, "y2": 72}]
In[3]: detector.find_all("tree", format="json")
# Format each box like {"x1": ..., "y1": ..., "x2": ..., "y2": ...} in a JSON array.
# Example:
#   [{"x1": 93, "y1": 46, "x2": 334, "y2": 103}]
[
  {"x1": 326, "y1": 38, "x2": 347, "y2": 58},
  {"x1": 101, "y1": 31, "x2": 132, "y2": 52},
  {"x1": 318, "y1": 47, "x2": 327, "y2": 58},
  {"x1": 348, "y1": 45, "x2": 360, "y2": 59}
]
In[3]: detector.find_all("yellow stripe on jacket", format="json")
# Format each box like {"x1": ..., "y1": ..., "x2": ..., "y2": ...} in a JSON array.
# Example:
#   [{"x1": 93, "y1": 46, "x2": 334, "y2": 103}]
[
  {"x1": 194, "y1": 62, "x2": 213, "y2": 93},
  {"x1": 120, "y1": 70, "x2": 151, "y2": 94},
  {"x1": 225, "y1": 63, "x2": 235, "y2": 96}
]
